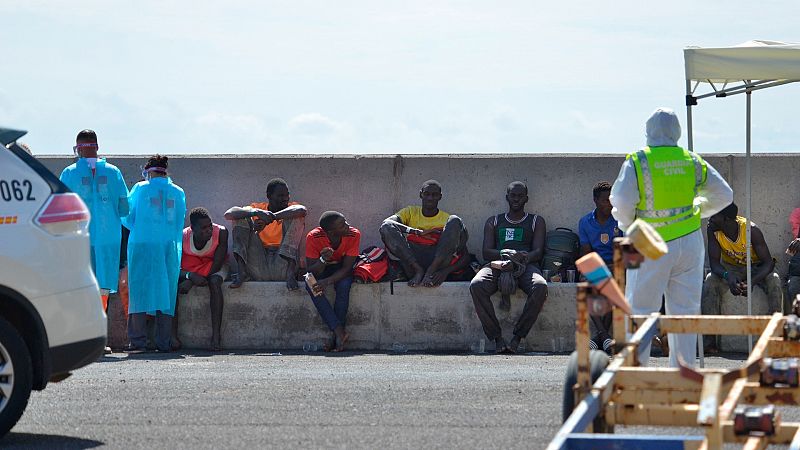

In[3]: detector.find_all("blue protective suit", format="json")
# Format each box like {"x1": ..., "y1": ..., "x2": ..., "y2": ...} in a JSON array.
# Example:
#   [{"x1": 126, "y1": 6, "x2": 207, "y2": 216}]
[
  {"x1": 122, "y1": 177, "x2": 186, "y2": 316},
  {"x1": 59, "y1": 158, "x2": 129, "y2": 292}
]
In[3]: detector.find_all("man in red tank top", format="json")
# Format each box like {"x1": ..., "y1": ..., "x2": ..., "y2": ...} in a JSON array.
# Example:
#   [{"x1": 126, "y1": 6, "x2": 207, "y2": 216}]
[{"x1": 175, "y1": 207, "x2": 229, "y2": 351}]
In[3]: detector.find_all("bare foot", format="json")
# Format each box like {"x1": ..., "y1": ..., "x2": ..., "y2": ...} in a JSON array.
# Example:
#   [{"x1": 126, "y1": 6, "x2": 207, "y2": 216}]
[
  {"x1": 494, "y1": 337, "x2": 509, "y2": 354},
  {"x1": 423, "y1": 270, "x2": 447, "y2": 287},
  {"x1": 333, "y1": 332, "x2": 350, "y2": 352},
  {"x1": 286, "y1": 275, "x2": 299, "y2": 291},
  {"x1": 408, "y1": 271, "x2": 425, "y2": 287},
  {"x1": 508, "y1": 336, "x2": 521, "y2": 354},
  {"x1": 209, "y1": 337, "x2": 221, "y2": 352},
  {"x1": 171, "y1": 337, "x2": 182, "y2": 352},
  {"x1": 322, "y1": 333, "x2": 336, "y2": 352}
]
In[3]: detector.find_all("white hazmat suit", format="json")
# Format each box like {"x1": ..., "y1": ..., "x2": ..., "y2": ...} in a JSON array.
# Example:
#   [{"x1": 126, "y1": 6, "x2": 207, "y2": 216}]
[{"x1": 610, "y1": 108, "x2": 733, "y2": 367}]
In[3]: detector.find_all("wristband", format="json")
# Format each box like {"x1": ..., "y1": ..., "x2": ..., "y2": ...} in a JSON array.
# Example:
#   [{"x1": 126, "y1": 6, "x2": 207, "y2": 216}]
[
  {"x1": 320, "y1": 256, "x2": 330, "y2": 265},
  {"x1": 185, "y1": 271, "x2": 191, "y2": 280},
  {"x1": 722, "y1": 271, "x2": 729, "y2": 280}
]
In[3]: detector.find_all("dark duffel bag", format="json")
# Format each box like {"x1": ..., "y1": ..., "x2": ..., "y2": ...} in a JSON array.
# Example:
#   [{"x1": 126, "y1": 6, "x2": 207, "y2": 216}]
[{"x1": 541, "y1": 227, "x2": 580, "y2": 277}]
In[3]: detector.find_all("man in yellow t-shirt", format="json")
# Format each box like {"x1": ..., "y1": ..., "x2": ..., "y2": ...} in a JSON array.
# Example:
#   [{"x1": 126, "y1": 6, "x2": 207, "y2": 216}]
[
  {"x1": 379, "y1": 180, "x2": 469, "y2": 287},
  {"x1": 701, "y1": 203, "x2": 782, "y2": 352},
  {"x1": 224, "y1": 178, "x2": 306, "y2": 290}
]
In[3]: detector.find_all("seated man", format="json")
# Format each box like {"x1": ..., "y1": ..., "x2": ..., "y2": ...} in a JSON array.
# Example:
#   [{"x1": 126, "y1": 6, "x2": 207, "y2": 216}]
[
  {"x1": 379, "y1": 180, "x2": 470, "y2": 287},
  {"x1": 702, "y1": 203, "x2": 783, "y2": 352},
  {"x1": 470, "y1": 181, "x2": 548, "y2": 354},
  {"x1": 305, "y1": 211, "x2": 361, "y2": 352},
  {"x1": 224, "y1": 178, "x2": 306, "y2": 290},
  {"x1": 785, "y1": 208, "x2": 800, "y2": 314},
  {"x1": 578, "y1": 181, "x2": 623, "y2": 355},
  {"x1": 175, "y1": 207, "x2": 229, "y2": 351}
]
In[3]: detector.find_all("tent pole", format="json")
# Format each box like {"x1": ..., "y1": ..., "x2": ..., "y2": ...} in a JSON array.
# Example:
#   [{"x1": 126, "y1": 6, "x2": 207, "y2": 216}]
[
  {"x1": 746, "y1": 89, "x2": 753, "y2": 352},
  {"x1": 686, "y1": 80, "x2": 694, "y2": 151},
  {"x1": 686, "y1": 79, "x2": 703, "y2": 367}
]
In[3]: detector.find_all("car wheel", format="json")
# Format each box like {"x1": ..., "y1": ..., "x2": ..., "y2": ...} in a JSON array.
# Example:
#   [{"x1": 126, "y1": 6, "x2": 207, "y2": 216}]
[{"x1": 0, "y1": 316, "x2": 33, "y2": 438}]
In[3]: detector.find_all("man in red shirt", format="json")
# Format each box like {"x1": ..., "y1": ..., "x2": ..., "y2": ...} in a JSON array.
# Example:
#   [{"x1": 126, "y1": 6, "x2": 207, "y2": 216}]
[
  {"x1": 224, "y1": 178, "x2": 306, "y2": 291},
  {"x1": 176, "y1": 207, "x2": 229, "y2": 351},
  {"x1": 305, "y1": 211, "x2": 361, "y2": 352}
]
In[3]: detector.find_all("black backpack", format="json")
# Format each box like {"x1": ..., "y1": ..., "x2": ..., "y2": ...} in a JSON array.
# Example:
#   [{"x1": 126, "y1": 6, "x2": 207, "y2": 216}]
[{"x1": 541, "y1": 227, "x2": 580, "y2": 277}]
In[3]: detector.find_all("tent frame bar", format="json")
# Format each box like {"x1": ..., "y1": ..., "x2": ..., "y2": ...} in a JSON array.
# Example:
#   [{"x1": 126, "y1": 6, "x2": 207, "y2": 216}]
[{"x1": 688, "y1": 79, "x2": 797, "y2": 103}]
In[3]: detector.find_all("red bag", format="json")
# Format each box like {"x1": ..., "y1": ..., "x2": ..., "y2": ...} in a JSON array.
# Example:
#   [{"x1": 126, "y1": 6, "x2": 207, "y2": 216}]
[
  {"x1": 406, "y1": 228, "x2": 442, "y2": 246},
  {"x1": 353, "y1": 246, "x2": 389, "y2": 282}
]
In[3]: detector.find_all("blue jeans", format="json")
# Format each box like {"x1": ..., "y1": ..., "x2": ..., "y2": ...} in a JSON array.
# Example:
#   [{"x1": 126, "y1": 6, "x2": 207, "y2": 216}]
[{"x1": 306, "y1": 265, "x2": 353, "y2": 331}]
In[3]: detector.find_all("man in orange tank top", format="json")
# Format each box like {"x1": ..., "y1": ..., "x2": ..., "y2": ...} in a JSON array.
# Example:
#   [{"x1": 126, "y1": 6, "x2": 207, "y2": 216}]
[
  {"x1": 176, "y1": 207, "x2": 229, "y2": 351},
  {"x1": 701, "y1": 203, "x2": 782, "y2": 352},
  {"x1": 224, "y1": 178, "x2": 306, "y2": 291}
]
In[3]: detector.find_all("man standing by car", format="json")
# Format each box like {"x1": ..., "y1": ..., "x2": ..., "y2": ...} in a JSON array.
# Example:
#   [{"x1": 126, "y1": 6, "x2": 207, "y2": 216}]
[{"x1": 59, "y1": 129, "x2": 129, "y2": 310}]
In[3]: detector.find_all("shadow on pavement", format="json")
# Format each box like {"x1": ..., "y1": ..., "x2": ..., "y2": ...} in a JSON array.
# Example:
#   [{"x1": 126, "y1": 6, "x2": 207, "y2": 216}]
[{"x1": 2, "y1": 432, "x2": 103, "y2": 449}]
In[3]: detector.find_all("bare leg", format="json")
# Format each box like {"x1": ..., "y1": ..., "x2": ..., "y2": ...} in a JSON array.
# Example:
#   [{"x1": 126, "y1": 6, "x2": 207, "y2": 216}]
[
  {"x1": 171, "y1": 296, "x2": 182, "y2": 351},
  {"x1": 407, "y1": 261, "x2": 426, "y2": 287},
  {"x1": 282, "y1": 255, "x2": 299, "y2": 291},
  {"x1": 208, "y1": 275, "x2": 224, "y2": 351},
  {"x1": 229, "y1": 253, "x2": 248, "y2": 288},
  {"x1": 333, "y1": 325, "x2": 350, "y2": 352}
]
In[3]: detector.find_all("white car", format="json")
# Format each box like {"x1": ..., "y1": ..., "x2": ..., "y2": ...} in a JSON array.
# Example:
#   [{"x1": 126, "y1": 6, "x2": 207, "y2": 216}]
[{"x1": 0, "y1": 128, "x2": 106, "y2": 436}]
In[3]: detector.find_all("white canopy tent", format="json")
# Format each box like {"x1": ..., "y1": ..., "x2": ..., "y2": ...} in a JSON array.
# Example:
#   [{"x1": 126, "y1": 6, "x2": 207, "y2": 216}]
[{"x1": 684, "y1": 40, "x2": 800, "y2": 351}]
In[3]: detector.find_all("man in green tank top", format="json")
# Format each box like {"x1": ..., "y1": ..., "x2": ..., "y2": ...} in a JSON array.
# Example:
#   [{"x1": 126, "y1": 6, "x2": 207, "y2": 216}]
[{"x1": 470, "y1": 181, "x2": 548, "y2": 353}]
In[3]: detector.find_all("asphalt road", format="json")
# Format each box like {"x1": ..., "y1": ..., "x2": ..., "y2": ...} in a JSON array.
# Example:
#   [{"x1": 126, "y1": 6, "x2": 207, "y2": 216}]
[{"x1": 4, "y1": 351, "x2": 797, "y2": 449}]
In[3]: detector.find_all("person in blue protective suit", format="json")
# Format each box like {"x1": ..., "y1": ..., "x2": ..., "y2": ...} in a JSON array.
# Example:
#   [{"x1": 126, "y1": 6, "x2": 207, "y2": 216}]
[
  {"x1": 122, "y1": 154, "x2": 186, "y2": 353},
  {"x1": 59, "y1": 129, "x2": 129, "y2": 308}
]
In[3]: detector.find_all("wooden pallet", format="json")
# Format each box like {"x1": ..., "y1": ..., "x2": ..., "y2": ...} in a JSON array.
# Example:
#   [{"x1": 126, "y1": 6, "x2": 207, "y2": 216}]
[{"x1": 547, "y1": 239, "x2": 800, "y2": 450}]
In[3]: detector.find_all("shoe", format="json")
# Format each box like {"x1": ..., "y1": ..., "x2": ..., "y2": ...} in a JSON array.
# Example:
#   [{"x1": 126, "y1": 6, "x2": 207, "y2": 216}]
[
  {"x1": 703, "y1": 345, "x2": 719, "y2": 355},
  {"x1": 650, "y1": 335, "x2": 664, "y2": 357},
  {"x1": 123, "y1": 344, "x2": 145, "y2": 354},
  {"x1": 602, "y1": 338, "x2": 615, "y2": 357},
  {"x1": 104, "y1": 346, "x2": 112, "y2": 355}
]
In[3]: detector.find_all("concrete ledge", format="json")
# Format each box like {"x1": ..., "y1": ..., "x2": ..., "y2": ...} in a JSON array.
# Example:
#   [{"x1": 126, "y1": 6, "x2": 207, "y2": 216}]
[{"x1": 173, "y1": 281, "x2": 578, "y2": 352}]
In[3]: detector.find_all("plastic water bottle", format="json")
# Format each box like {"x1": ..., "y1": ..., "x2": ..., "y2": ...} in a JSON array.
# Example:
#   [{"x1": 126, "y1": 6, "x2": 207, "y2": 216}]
[
  {"x1": 391, "y1": 342, "x2": 408, "y2": 353},
  {"x1": 303, "y1": 342, "x2": 318, "y2": 352}
]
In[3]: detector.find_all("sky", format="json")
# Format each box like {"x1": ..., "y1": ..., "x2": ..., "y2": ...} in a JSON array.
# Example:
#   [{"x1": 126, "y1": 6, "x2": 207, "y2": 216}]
[{"x1": 1, "y1": 1, "x2": 800, "y2": 155}]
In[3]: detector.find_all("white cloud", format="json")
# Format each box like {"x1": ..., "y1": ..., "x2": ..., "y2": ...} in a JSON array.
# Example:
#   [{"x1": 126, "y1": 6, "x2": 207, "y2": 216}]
[{"x1": 288, "y1": 113, "x2": 345, "y2": 137}]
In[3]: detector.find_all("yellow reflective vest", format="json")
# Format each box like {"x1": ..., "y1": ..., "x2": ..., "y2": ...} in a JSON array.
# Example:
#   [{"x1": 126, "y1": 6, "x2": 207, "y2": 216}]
[{"x1": 628, "y1": 146, "x2": 707, "y2": 242}]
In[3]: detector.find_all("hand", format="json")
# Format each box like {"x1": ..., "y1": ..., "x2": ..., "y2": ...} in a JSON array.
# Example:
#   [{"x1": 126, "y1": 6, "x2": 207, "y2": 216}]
[
  {"x1": 320, "y1": 247, "x2": 334, "y2": 262},
  {"x1": 254, "y1": 210, "x2": 276, "y2": 226},
  {"x1": 252, "y1": 217, "x2": 267, "y2": 232},
  {"x1": 312, "y1": 278, "x2": 331, "y2": 296},
  {"x1": 490, "y1": 260, "x2": 514, "y2": 272},
  {"x1": 189, "y1": 272, "x2": 208, "y2": 286},
  {"x1": 418, "y1": 228, "x2": 441, "y2": 237},
  {"x1": 727, "y1": 274, "x2": 742, "y2": 296},
  {"x1": 512, "y1": 251, "x2": 528, "y2": 264},
  {"x1": 789, "y1": 239, "x2": 800, "y2": 255},
  {"x1": 178, "y1": 279, "x2": 194, "y2": 294},
  {"x1": 737, "y1": 281, "x2": 748, "y2": 295}
]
